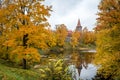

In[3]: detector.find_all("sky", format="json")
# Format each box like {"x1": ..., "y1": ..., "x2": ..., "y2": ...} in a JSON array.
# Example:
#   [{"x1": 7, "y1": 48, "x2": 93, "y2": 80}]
[{"x1": 43, "y1": 0, "x2": 101, "y2": 31}]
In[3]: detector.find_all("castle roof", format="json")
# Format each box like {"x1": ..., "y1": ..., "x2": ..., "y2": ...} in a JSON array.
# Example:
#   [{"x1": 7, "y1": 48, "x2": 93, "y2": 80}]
[{"x1": 76, "y1": 19, "x2": 82, "y2": 31}]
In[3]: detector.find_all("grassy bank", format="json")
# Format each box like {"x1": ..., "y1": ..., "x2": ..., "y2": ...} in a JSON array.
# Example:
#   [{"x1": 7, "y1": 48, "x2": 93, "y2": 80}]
[{"x1": 0, "y1": 59, "x2": 40, "y2": 80}]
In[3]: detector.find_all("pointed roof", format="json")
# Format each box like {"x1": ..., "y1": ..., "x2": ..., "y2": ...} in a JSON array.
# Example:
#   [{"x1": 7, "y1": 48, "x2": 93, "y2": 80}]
[
  {"x1": 75, "y1": 19, "x2": 82, "y2": 31},
  {"x1": 77, "y1": 19, "x2": 81, "y2": 26}
]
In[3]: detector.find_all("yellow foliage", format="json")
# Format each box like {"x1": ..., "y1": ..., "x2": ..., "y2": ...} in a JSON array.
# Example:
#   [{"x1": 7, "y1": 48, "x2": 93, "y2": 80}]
[
  {"x1": 82, "y1": 27, "x2": 96, "y2": 44},
  {"x1": 3, "y1": 39, "x2": 16, "y2": 47},
  {"x1": 10, "y1": 46, "x2": 24, "y2": 62},
  {"x1": 55, "y1": 24, "x2": 68, "y2": 47},
  {"x1": 0, "y1": 0, "x2": 51, "y2": 64},
  {"x1": 45, "y1": 29, "x2": 56, "y2": 47},
  {"x1": 24, "y1": 48, "x2": 40, "y2": 63},
  {"x1": 94, "y1": 0, "x2": 120, "y2": 79},
  {"x1": 10, "y1": 46, "x2": 40, "y2": 64},
  {"x1": 70, "y1": 31, "x2": 80, "y2": 48}
]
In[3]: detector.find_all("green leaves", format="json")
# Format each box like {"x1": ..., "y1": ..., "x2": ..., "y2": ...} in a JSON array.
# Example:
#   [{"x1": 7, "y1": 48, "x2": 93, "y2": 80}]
[{"x1": 39, "y1": 59, "x2": 72, "y2": 80}]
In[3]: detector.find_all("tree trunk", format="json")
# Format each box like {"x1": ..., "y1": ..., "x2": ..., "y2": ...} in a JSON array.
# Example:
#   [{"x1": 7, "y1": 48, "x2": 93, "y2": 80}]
[
  {"x1": 22, "y1": 34, "x2": 28, "y2": 69},
  {"x1": 23, "y1": 58, "x2": 26, "y2": 69},
  {"x1": 23, "y1": 34, "x2": 28, "y2": 47}
]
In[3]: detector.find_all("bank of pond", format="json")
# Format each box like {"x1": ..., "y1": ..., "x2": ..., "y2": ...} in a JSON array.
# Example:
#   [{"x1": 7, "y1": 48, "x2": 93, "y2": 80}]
[
  {"x1": 39, "y1": 50, "x2": 98, "y2": 80},
  {"x1": 0, "y1": 49, "x2": 101, "y2": 80}
]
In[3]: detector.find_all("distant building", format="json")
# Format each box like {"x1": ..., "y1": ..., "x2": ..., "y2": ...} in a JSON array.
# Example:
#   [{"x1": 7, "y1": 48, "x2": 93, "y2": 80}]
[
  {"x1": 75, "y1": 19, "x2": 82, "y2": 32},
  {"x1": 67, "y1": 30, "x2": 72, "y2": 37},
  {"x1": 66, "y1": 19, "x2": 83, "y2": 42},
  {"x1": 66, "y1": 30, "x2": 72, "y2": 42}
]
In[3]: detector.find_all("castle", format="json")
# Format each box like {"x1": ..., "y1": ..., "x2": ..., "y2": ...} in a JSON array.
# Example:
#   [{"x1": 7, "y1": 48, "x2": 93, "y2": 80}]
[
  {"x1": 66, "y1": 19, "x2": 82, "y2": 42},
  {"x1": 75, "y1": 19, "x2": 82, "y2": 32},
  {"x1": 68, "y1": 19, "x2": 82, "y2": 36}
]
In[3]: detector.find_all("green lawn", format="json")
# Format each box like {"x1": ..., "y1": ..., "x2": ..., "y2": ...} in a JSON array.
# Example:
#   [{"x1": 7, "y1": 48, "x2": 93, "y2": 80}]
[{"x1": 0, "y1": 59, "x2": 40, "y2": 80}]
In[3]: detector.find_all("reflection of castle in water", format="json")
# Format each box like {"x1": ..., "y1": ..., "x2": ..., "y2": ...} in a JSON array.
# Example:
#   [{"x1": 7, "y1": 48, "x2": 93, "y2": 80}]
[{"x1": 69, "y1": 51, "x2": 95, "y2": 80}]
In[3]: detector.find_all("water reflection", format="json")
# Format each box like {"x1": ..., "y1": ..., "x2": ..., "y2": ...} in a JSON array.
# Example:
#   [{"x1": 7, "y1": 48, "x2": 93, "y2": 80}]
[
  {"x1": 41, "y1": 50, "x2": 97, "y2": 80},
  {"x1": 69, "y1": 51, "x2": 96, "y2": 80}
]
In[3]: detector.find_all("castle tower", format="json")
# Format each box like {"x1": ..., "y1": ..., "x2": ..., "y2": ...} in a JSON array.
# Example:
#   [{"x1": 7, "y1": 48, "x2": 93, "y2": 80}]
[{"x1": 75, "y1": 19, "x2": 82, "y2": 31}]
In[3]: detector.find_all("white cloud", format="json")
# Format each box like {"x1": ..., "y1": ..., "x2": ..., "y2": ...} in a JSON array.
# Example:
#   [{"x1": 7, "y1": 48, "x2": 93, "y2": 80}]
[{"x1": 44, "y1": 0, "x2": 100, "y2": 31}]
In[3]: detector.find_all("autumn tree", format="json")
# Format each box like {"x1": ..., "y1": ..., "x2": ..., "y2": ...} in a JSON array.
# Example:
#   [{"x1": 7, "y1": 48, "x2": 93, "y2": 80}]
[
  {"x1": 44, "y1": 28, "x2": 56, "y2": 49},
  {"x1": 55, "y1": 24, "x2": 68, "y2": 48},
  {"x1": 94, "y1": 0, "x2": 120, "y2": 79},
  {"x1": 82, "y1": 27, "x2": 96, "y2": 45},
  {"x1": 70, "y1": 31, "x2": 81, "y2": 48},
  {"x1": 0, "y1": 0, "x2": 51, "y2": 69}
]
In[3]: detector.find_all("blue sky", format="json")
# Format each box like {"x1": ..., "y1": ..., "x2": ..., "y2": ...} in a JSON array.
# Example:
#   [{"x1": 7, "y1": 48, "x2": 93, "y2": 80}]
[{"x1": 44, "y1": 0, "x2": 100, "y2": 31}]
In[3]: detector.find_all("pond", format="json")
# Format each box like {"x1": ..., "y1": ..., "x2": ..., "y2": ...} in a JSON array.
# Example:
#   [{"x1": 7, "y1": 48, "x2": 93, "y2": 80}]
[
  {"x1": 41, "y1": 50, "x2": 97, "y2": 80},
  {"x1": 67, "y1": 51, "x2": 97, "y2": 80}
]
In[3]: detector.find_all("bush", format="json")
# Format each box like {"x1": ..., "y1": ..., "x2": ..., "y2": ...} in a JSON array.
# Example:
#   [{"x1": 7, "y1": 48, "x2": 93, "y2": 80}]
[{"x1": 39, "y1": 59, "x2": 73, "y2": 80}]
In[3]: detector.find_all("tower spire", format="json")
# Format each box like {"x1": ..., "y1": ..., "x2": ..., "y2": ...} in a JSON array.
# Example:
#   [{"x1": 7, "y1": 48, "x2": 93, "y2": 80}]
[
  {"x1": 77, "y1": 19, "x2": 81, "y2": 26},
  {"x1": 75, "y1": 19, "x2": 82, "y2": 31}
]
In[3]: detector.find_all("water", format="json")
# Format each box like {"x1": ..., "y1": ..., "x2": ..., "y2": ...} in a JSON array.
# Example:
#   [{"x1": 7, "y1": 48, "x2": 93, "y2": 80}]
[
  {"x1": 41, "y1": 50, "x2": 97, "y2": 80},
  {"x1": 69, "y1": 64, "x2": 97, "y2": 80},
  {"x1": 67, "y1": 51, "x2": 97, "y2": 80}
]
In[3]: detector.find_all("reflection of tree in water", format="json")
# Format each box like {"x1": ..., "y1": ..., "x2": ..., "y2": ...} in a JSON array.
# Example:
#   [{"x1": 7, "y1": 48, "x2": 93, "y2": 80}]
[{"x1": 71, "y1": 51, "x2": 95, "y2": 76}]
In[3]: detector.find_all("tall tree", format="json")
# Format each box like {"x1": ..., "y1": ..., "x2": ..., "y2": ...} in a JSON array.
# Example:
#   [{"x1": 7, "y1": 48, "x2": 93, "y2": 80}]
[
  {"x1": 0, "y1": 0, "x2": 51, "y2": 69},
  {"x1": 70, "y1": 31, "x2": 80, "y2": 48},
  {"x1": 95, "y1": 0, "x2": 120, "y2": 79},
  {"x1": 55, "y1": 24, "x2": 68, "y2": 47},
  {"x1": 82, "y1": 27, "x2": 96, "y2": 45}
]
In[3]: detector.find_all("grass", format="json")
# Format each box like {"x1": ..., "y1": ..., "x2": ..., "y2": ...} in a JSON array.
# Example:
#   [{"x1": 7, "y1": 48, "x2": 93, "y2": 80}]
[{"x1": 0, "y1": 59, "x2": 40, "y2": 80}]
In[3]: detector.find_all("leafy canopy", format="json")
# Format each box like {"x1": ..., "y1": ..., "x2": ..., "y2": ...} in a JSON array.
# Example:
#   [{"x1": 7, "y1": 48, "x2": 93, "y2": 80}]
[
  {"x1": 0, "y1": 0, "x2": 52, "y2": 64},
  {"x1": 95, "y1": 0, "x2": 120, "y2": 79}
]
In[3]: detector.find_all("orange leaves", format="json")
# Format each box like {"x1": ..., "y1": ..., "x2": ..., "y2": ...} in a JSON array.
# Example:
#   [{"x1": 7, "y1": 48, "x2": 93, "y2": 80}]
[
  {"x1": 24, "y1": 48, "x2": 40, "y2": 63},
  {"x1": 72, "y1": 31, "x2": 81, "y2": 39},
  {"x1": 0, "y1": 0, "x2": 51, "y2": 64},
  {"x1": 95, "y1": 0, "x2": 120, "y2": 79},
  {"x1": 11, "y1": 46, "x2": 40, "y2": 63},
  {"x1": 10, "y1": 46, "x2": 24, "y2": 62},
  {"x1": 45, "y1": 30, "x2": 56, "y2": 47},
  {"x1": 83, "y1": 31, "x2": 96, "y2": 44},
  {"x1": 82, "y1": 27, "x2": 96, "y2": 44},
  {"x1": 96, "y1": 0, "x2": 120, "y2": 31},
  {"x1": 70, "y1": 31, "x2": 81, "y2": 48},
  {"x1": 70, "y1": 37, "x2": 78, "y2": 48},
  {"x1": 55, "y1": 24, "x2": 68, "y2": 47},
  {"x1": 3, "y1": 39, "x2": 16, "y2": 47},
  {"x1": 19, "y1": 25, "x2": 38, "y2": 35},
  {"x1": 26, "y1": 27, "x2": 50, "y2": 49}
]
